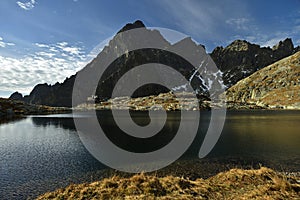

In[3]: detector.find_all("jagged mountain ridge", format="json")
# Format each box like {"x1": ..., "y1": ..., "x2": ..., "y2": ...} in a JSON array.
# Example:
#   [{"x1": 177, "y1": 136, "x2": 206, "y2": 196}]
[
  {"x1": 11, "y1": 20, "x2": 300, "y2": 107},
  {"x1": 210, "y1": 38, "x2": 299, "y2": 88},
  {"x1": 226, "y1": 51, "x2": 300, "y2": 109}
]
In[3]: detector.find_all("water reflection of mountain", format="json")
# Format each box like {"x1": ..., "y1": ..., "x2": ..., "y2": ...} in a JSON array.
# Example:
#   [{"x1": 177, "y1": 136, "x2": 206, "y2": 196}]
[
  {"x1": 31, "y1": 117, "x2": 77, "y2": 131},
  {"x1": 0, "y1": 116, "x2": 25, "y2": 125},
  {"x1": 30, "y1": 111, "x2": 211, "y2": 158}
]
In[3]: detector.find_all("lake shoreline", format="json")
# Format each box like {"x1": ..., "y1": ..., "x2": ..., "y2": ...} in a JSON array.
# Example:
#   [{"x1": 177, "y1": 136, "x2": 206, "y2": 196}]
[
  {"x1": 1, "y1": 91, "x2": 300, "y2": 122},
  {"x1": 0, "y1": 98, "x2": 71, "y2": 123}
]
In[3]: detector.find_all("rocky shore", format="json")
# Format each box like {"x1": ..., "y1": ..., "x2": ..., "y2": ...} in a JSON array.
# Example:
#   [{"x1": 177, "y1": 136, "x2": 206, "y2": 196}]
[
  {"x1": 37, "y1": 167, "x2": 300, "y2": 199},
  {"x1": 0, "y1": 98, "x2": 71, "y2": 119},
  {"x1": 74, "y1": 91, "x2": 300, "y2": 111}
]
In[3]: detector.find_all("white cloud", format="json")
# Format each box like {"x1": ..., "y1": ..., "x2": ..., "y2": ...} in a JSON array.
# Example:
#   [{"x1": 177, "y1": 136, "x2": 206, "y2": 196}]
[
  {"x1": 16, "y1": 0, "x2": 36, "y2": 11},
  {"x1": 0, "y1": 41, "x2": 90, "y2": 96},
  {"x1": 35, "y1": 51, "x2": 56, "y2": 58},
  {"x1": 247, "y1": 31, "x2": 293, "y2": 48},
  {"x1": 0, "y1": 37, "x2": 15, "y2": 48},
  {"x1": 35, "y1": 43, "x2": 49, "y2": 48},
  {"x1": 57, "y1": 42, "x2": 68, "y2": 47},
  {"x1": 226, "y1": 18, "x2": 250, "y2": 31}
]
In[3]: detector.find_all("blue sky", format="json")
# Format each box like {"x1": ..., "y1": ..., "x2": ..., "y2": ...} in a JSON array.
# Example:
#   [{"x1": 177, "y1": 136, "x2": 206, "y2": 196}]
[{"x1": 0, "y1": 0, "x2": 300, "y2": 97}]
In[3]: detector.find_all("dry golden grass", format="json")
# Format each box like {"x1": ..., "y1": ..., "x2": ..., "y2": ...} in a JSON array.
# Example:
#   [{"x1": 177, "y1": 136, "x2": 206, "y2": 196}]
[
  {"x1": 37, "y1": 167, "x2": 300, "y2": 200},
  {"x1": 260, "y1": 85, "x2": 300, "y2": 107}
]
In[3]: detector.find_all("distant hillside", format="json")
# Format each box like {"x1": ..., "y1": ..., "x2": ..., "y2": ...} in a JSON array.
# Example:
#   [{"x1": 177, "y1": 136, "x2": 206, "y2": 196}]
[
  {"x1": 0, "y1": 98, "x2": 70, "y2": 118},
  {"x1": 226, "y1": 51, "x2": 300, "y2": 109}
]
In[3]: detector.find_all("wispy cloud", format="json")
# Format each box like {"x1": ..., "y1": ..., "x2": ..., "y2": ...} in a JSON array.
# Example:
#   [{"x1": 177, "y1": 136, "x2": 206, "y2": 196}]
[
  {"x1": 34, "y1": 43, "x2": 49, "y2": 48},
  {"x1": 156, "y1": 1, "x2": 221, "y2": 39},
  {"x1": 16, "y1": 0, "x2": 36, "y2": 11},
  {"x1": 225, "y1": 15, "x2": 300, "y2": 49},
  {"x1": 226, "y1": 32, "x2": 293, "y2": 49},
  {"x1": 260, "y1": 36, "x2": 289, "y2": 48},
  {"x1": 0, "y1": 37, "x2": 15, "y2": 48},
  {"x1": 226, "y1": 18, "x2": 250, "y2": 31},
  {"x1": 152, "y1": 0, "x2": 249, "y2": 51}
]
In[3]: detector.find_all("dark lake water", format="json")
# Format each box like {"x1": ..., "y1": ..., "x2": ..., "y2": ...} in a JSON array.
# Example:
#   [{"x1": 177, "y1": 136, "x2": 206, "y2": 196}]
[{"x1": 0, "y1": 110, "x2": 299, "y2": 199}]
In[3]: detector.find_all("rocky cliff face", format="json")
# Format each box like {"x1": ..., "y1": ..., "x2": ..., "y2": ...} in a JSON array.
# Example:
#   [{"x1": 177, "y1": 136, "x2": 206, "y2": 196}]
[
  {"x1": 19, "y1": 20, "x2": 213, "y2": 107},
  {"x1": 22, "y1": 75, "x2": 75, "y2": 107},
  {"x1": 226, "y1": 51, "x2": 300, "y2": 109},
  {"x1": 210, "y1": 38, "x2": 298, "y2": 88}
]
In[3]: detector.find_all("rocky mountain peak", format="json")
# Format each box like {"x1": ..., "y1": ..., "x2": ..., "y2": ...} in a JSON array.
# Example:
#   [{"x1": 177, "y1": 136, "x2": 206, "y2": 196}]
[
  {"x1": 272, "y1": 38, "x2": 294, "y2": 51},
  {"x1": 9, "y1": 91, "x2": 23, "y2": 101},
  {"x1": 117, "y1": 20, "x2": 145, "y2": 34},
  {"x1": 226, "y1": 40, "x2": 251, "y2": 52},
  {"x1": 272, "y1": 38, "x2": 294, "y2": 58}
]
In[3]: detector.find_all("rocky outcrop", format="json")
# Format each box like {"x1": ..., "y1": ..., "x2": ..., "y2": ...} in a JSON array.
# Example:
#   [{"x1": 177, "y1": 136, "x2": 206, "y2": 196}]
[
  {"x1": 9, "y1": 91, "x2": 23, "y2": 101},
  {"x1": 226, "y1": 51, "x2": 300, "y2": 109},
  {"x1": 210, "y1": 38, "x2": 299, "y2": 88}
]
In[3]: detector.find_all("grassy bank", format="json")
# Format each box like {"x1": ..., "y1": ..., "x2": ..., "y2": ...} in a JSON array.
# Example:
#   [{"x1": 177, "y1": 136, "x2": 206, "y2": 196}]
[{"x1": 37, "y1": 167, "x2": 300, "y2": 199}]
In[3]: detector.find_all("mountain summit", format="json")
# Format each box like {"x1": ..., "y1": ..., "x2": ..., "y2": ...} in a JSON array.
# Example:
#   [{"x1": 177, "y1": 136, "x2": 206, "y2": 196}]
[{"x1": 117, "y1": 20, "x2": 145, "y2": 33}]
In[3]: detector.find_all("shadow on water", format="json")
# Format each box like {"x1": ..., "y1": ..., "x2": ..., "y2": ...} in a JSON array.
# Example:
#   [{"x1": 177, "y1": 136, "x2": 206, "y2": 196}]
[
  {"x1": 31, "y1": 116, "x2": 77, "y2": 131},
  {"x1": 30, "y1": 110, "x2": 300, "y2": 169},
  {"x1": 96, "y1": 110, "x2": 211, "y2": 154}
]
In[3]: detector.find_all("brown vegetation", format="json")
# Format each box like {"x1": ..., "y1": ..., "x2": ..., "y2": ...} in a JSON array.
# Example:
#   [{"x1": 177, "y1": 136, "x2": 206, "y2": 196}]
[{"x1": 37, "y1": 167, "x2": 300, "y2": 199}]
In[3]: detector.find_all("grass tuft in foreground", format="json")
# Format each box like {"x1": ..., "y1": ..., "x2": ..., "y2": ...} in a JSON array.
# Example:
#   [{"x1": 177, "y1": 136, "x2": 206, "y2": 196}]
[{"x1": 37, "y1": 167, "x2": 300, "y2": 199}]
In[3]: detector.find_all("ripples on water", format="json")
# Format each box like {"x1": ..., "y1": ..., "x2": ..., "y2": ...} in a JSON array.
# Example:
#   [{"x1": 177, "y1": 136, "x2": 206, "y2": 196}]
[{"x1": 0, "y1": 110, "x2": 299, "y2": 199}]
